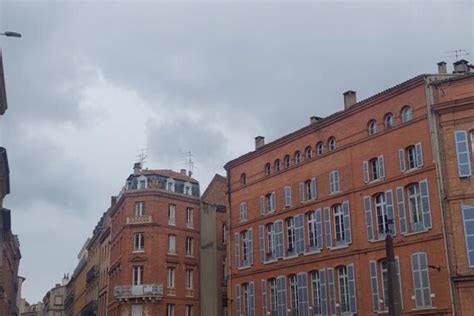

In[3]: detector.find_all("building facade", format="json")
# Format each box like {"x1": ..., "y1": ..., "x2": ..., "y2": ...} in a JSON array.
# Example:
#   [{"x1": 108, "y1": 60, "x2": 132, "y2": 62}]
[
  {"x1": 42, "y1": 276, "x2": 69, "y2": 316},
  {"x1": 108, "y1": 164, "x2": 200, "y2": 316},
  {"x1": 224, "y1": 62, "x2": 474, "y2": 316},
  {"x1": 98, "y1": 211, "x2": 111, "y2": 316}
]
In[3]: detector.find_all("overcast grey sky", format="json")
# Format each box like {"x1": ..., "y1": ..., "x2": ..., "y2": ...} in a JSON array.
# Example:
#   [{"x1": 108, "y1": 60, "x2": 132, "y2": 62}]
[{"x1": 0, "y1": 0, "x2": 472, "y2": 303}]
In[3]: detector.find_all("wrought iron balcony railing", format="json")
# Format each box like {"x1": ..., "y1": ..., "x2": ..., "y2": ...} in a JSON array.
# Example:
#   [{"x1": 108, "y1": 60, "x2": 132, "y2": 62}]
[{"x1": 114, "y1": 284, "x2": 163, "y2": 302}]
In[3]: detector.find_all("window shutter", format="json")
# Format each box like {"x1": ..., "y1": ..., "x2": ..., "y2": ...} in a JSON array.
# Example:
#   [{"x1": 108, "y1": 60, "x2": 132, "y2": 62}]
[
  {"x1": 259, "y1": 225, "x2": 265, "y2": 263},
  {"x1": 396, "y1": 187, "x2": 407, "y2": 234},
  {"x1": 235, "y1": 284, "x2": 241, "y2": 316},
  {"x1": 271, "y1": 192, "x2": 276, "y2": 211},
  {"x1": 411, "y1": 252, "x2": 432, "y2": 308},
  {"x1": 385, "y1": 190, "x2": 396, "y2": 234},
  {"x1": 249, "y1": 282, "x2": 255, "y2": 316},
  {"x1": 327, "y1": 268, "x2": 336, "y2": 315},
  {"x1": 395, "y1": 257, "x2": 404, "y2": 309},
  {"x1": 455, "y1": 130, "x2": 472, "y2": 177},
  {"x1": 399, "y1": 149, "x2": 406, "y2": 172},
  {"x1": 363, "y1": 160, "x2": 369, "y2": 183},
  {"x1": 311, "y1": 177, "x2": 317, "y2": 199},
  {"x1": 260, "y1": 196, "x2": 265, "y2": 215},
  {"x1": 324, "y1": 207, "x2": 332, "y2": 248},
  {"x1": 342, "y1": 201, "x2": 352, "y2": 244},
  {"x1": 295, "y1": 214, "x2": 305, "y2": 254},
  {"x1": 329, "y1": 172, "x2": 334, "y2": 193},
  {"x1": 378, "y1": 155, "x2": 385, "y2": 178},
  {"x1": 275, "y1": 220, "x2": 284, "y2": 259},
  {"x1": 462, "y1": 205, "x2": 474, "y2": 267},
  {"x1": 277, "y1": 276, "x2": 287, "y2": 316},
  {"x1": 261, "y1": 279, "x2": 267, "y2": 316},
  {"x1": 319, "y1": 268, "x2": 328, "y2": 315},
  {"x1": 335, "y1": 171, "x2": 340, "y2": 192},
  {"x1": 316, "y1": 208, "x2": 323, "y2": 250},
  {"x1": 248, "y1": 228, "x2": 253, "y2": 265},
  {"x1": 369, "y1": 260, "x2": 380, "y2": 311},
  {"x1": 415, "y1": 142, "x2": 423, "y2": 167},
  {"x1": 235, "y1": 233, "x2": 240, "y2": 268},
  {"x1": 364, "y1": 196, "x2": 374, "y2": 241},
  {"x1": 297, "y1": 272, "x2": 309, "y2": 316},
  {"x1": 347, "y1": 263, "x2": 357, "y2": 313},
  {"x1": 299, "y1": 182, "x2": 305, "y2": 202},
  {"x1": 419, "y1": 179, "x2": 432, "y2": 229},
  {"x1": 284, "y1": 186, "x2": 292, "y2": 208}
]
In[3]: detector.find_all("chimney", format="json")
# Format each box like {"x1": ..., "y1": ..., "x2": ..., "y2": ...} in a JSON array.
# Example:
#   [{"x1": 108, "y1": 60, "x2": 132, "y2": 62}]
[
  {"x1": 310, "y1": 116, "x2": 322, "y2": 124},
  {"x1": 255, "y1": 136, "x2": 265, "y2": 149},
  {"x1": 180, "y1": 169, "x2": 186, "y2": 175},
  {"x1": 437, "y1": 61, "x2": 447, "y2": 74},
  {"x1": 343, "y1": 90, "x2": 357, "y2": 110},
  {"x1": 453, "y1": 59, "x2": 469, "y2": 73},
  {"x1": 133, "y1": 162, "x2": 142, "y2": 175},
  {"x1": 188, "y1": 170, "x2": 193, "y2": 177},
  {"x1": 111, "y1": 196, "x2": 117, "y2": 206}
]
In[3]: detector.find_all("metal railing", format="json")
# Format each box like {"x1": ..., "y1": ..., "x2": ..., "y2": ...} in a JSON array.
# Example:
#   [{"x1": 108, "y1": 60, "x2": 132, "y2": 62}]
[
  {"x1": 126, "y1": 215, "x2": 152, "y2": 225},
  {"x1": 114, "y1": 284, "x2": 163, "y2": 300}
]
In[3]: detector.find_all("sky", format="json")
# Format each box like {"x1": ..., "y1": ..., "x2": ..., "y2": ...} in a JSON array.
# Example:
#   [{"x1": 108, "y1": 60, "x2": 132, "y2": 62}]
[{"x1": 0, "y1": 0, "x2": 472, "y2": 303}]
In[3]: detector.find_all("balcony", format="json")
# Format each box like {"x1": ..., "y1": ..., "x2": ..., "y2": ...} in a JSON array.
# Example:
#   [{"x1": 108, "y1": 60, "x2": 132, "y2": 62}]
[
  {"x1": 126, "y1": 215, "x2": 152, "y2": 225},
  {"x1": 86, "y1": 265, "x2": 98, "y2": 284},
  {"x1": 114, "y1": 284, "x2": 163, "y2": 302}
]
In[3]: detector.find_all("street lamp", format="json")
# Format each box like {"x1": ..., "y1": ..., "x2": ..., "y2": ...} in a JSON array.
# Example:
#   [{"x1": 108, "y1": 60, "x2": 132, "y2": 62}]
[{"x1": 0, "y1": 31, "x2": 22, "y2": 38}]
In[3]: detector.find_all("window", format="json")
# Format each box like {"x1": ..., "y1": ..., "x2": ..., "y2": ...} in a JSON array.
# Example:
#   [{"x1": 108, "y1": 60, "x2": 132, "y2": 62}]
[
  {"x1": 260, "y1": 193, "x2": 275, "y2": 214},
  {"x1": 168, "y1": 235, "x2": 176, "y2": 254},
  {"x1": 167, "y1": 267, "x2": 175, "y2": 288},
  {"x1": 167, "y1": 304, "x2": 175, "y2": 316},
  {"x1": 454, "y1": 130, "x2": 472, "y2": 177},
  {"x1": 137, "y1": 176, "x2": 147, "y2": 189},
  {"x1": 240, "y1": 202, "x2": 248, "y2": 221},
  {"x1": 186, "y1": 237, "x2": 194, "y2": 256},
  {"x1": 307, "y1": 209, "x2": 322, "y2": 252},
  {"x1": 462, "y1": 205, "x2": 474, "y2": 267},
  {"x1": 324, "y1": 202, "x2": 352, "y2": 248},
  {"x1": 166, "y1": 178, "x2": 175, "y2": 192},
  {"x1": 369, "y1": 259, "x2": 401, "y2": 312},
  {"x1": 132, "y1": 266, "x2": 143, "y2": 285},
  {"x1": 374, "y1": 193, "x2": 390, "y2": 238},
  {"x1": 401, "y1": 106, "x2": 413, "y2": 123},
  {"x1": 368, "y1": 119, "x2": 377, "y2": 135},
  {"x1": 289, "y1": 275, "x2": 298, "y2": 312},
  {"x1": 53, "y1": 295, "x2": 63, "y2": 305},
  {"x1": 266, "y1": 223, "x2": 276, "y2": 260},
  {"x1": 411, "y1": 252, "x2": 432, "y2": 308},
  {"x1": 294, "y1": 151, "x2": 302, "y2": 164},
  {"x1": 328, "y1": 137, "x2": 336, "y2": 151},
  {"x1": 311, "y1": 271, "x2": 323, "y2": 315},
  {"x1": 284, "y1": 155, "x2": 291, "y2": 168},
  {"x1": 305, "y1": 146, "x2": 313, "y2": 159},
  {"x1": 132, "y1": 305, "x2": 143, "y2": 316},
  {"x1": 184, "y1": 182, "x2": 192, "y2": 195},
  {"x1": 384, "y1": 113, "x2": 394, "y2": 129},
  {"x1": 133, "y1": 233, "x2": 144, "y2": 251},
  {"x1": 274, "y1": 159, "x2": 281, "y2": 172},
  {"x1": 337, "y1": 266, "x2": 350, "y2": 313},
  {"x1": 407, "y1": 183, "x2": 423, "y2": 232},
  {"x1": 396, "y1": 180, "x2": 431, "y2": 234},
  {"x1": 186, "y1": 207, "x2": 193, "y2": 228},
  {"x1": 316, "y1": 142, "x2": 324, "y2": 155},
  {"x1": 222, "y1": 224, "x2": 227, "y2": 245},
  {"x1": 134, "y1": 202, "x2": 145, "y2": 216},
  {"x1": 240, "y1": 173, "x2": 247, "y2": 186},
  {"x1": 269, "y1": 278, "x2": 277, "y2": 313},
  {"x1": 329, "y1": 170, "x2": 340, "y2": 193},
  {"x1": 333, "y1": 205, "x2": 345, "y2": 246},
  {"x1": 299, "y1": 178, "x2": 316, "y2": 202},
  {"x1": 286, "y1": 217, "x2": 296, "y2": 256},
  {"x1": 237, "y1": 283, "x2": 255, "y2": 316},
  {"x1": 284, "y1": 186, "x2": 292, "y2": 208},
  {"x1": 380, "y1": 260, "x2": 389, "y2": 308},
  {"x1": 168, "y1": 204, "x2": 176, "y2": 225},
  {"x1": 241, "y1": 230, "x2": 253, "y2": 266},
  {"x1": 399, "y1": 142, "x2": 423, "y2": 172},
  {"x1": 185, "y1": 305, "x2": 193, "y2": 316},
  {"x1": 363, "y1": 156, "x2": 385, "y2": 183},
  {"x1": 265, "y1": 163, "x2": 271, "y2": 176},
  {"x1": 186, "y1": 269, "x2": 193, "y2": 289}
]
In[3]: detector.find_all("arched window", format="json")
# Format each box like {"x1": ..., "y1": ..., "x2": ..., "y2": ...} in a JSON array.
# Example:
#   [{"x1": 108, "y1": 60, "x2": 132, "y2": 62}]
[
  {"x1": 240, "y1": 173, "x2": 247, "y2": 186},
  {"x1": 305, "y1": 146, "x2": 313, "y2": 159},
  {"x1": 316, "y1": 142, "x2": 324, "y2": 156},
  {"x1": 401, "y1": 106, "x2": 413, "y2": 123},
  {"x1": 328, "y1": 137, "x2": 337, "y2": 151},
  {"x1": 368, "y1": 119, "x2": 377, "y2": 135},
  {"x1": 284, "y1": 155, "x2": 291, "y2": 168},
  {"x1": 294, "y1": 151, "x2": 302, "y2": 164},
  {"x1": 264, "y1": 163, "x2": 271, "y2": 176},
  {"x1": 384, "y1": 113, "x2": 394, "y2": 129},
  {"x1": 274, "y1": 159, "x2": 281, "y2": 172}
]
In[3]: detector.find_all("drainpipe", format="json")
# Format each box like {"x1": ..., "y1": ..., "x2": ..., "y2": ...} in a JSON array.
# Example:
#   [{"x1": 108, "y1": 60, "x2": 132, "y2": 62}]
[{"x1": 424, "y1": 76, "x2": 457, "y2": 315}]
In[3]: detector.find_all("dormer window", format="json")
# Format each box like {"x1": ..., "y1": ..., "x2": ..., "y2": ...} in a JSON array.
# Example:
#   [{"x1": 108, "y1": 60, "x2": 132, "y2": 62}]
[
  {"x1": 137, "y1": 175, "x2": 148, "y2": 189},
  {"x1": 166, "y1": 178, "x2": 175, "y2": 192},
  {"x1": 184, "y1": 182, "x2": 192, "y2": 195}
]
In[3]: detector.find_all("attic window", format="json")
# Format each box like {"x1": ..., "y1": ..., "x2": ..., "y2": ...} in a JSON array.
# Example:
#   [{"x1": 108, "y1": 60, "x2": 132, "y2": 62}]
[
  {"x1": 166, "y1": 178, "x2": 175, "y2": 192},
  {"x1": 184, "y1": 182, "x2": 192, "y2": 195}
]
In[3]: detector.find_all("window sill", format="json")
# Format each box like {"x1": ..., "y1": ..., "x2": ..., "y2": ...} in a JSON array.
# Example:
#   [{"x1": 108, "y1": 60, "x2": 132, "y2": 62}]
[
  {"x1": 411, "y1": 306, "x2": 436, "y2": 311},
  {"x1": 329, "y1": 244, "x2": 349, "y2": 251},
  {"x1": 132, "y1": 250, "x2": 145, "y2": 253},
  {"x1": 329, "y1": 191, "x2": 341, "y2": 195},
  {"x1": 367, "y1": 177, "x2": 385, "y2": 184},
  {"x1": 283, "y1": 254, "x2": 299, "y2": 260},
  {"x1": 167, "y1": 252, "x2": 177, "y2": 256},
  {"x1": 237, "y1": 265, "x2": 252, "y2": 271},
  {"x1": 403, "y1": 229, "x2": 429, "y2": 237},
  {"x1": 304, "y1": 249, "x2": 321, "y2": 256},
  {"x1": 403, "y1": 166, "x2": 422, "y2": 174},
  {"x1": 263, "y1": 259, "x2": 278, "y2": 264}
]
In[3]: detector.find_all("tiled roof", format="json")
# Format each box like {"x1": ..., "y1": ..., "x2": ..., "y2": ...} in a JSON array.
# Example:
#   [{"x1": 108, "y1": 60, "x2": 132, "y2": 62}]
[{"x1": 139, "y1": 169, "x2": 199, "y2": 183}]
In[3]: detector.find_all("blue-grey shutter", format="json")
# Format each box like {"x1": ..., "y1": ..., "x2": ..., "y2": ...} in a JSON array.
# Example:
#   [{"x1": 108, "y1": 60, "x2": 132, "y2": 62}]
[
  {"x1": 385, "y1": 190, "x2": 396, "y2": 234},
  {"x1": 275, "y1": 220, "x2": 284, "y2": 259},
  {"x1": 261, "y1": 279, "x2": 267, "y2": 316},
  {"x1": 364, "y1": 196, "x2": 374, "y2": 241},
  {"x1": 249, "y1": 281, "x2": 255, "y2": 316},
  {"x1": 271, "y1": 192, "x2": 277, "y2": 211},
  {"x1": 329, "y1": 172, "x2": 335, "y2": 193},
  {"x1": 284, "y1": 186, "x2": 292, "y2": 208},
  {"x1": 347, "y1": 263, "x2": 357, "y2": 313},
  {"x1": 248, "y1": 228, "x2": 253, "y2": 265},
  {"x1": 327, "y1": 268, "x2": 336, "y2": 315},
  {"x1": 277, "y1": 276, "x2": 287, "y2": 316},
  {"x1": 260, "y1": 196, "x2": 265, "y2": 215},
  {"x1": 297, "y1": 272, "x2": 309, "y2": 316},
  {"x1": 235, "y1": 233, "x2": 240, "y2": 268},
  {"x1": 419, "y1": 179, "x2": 432, "y2": 229},
  {"x1": 411, "y1": 252, "x2": 432, "y2": 308},
  {"x1": 259, "y1": 225, "x2": 265, "y2": 263},
  {"x1": 236, "y1": 284, "x2": 241, "y2": 316},
  {"x1": 455, "y1": 130, "x2": 472, "y2": 177},
  {"x1": 319, "y1": 268, "x2": 327, "y2": 315},
  {"x1": 324, "y1": 207, "x2": 332, "y2": 248},
  {"x1": 369, "y1": 260, "x2": 380, "y2": 311},
  {"x1": 399, "y1": 149, "x2": 406, "y2": 172},
  {"x1": 419, "y1": 252, "x2": 432, "y2": 308},
  {"x1": 363, "y1": 160, "x2": 369, "y2": 183},
  {"x1": 378, "y1": 155, "x2": 385, "y2": 178},
  {"x1": 342, "y1": 201, "x2": 351, "y2": 244},
  {"x1": 299, "y1": 182, "x2": 305, "y2": 202},
  {"x1": 415, "y1": 142, "x2": 423, "y2": 167},
  {"x1": 295, "y1": 214, "x2": 305, "y2": 254},
  {"x1": 334, "y1": 171, "x2": 340, "y2": 192},
  {"x1": 395, "y1": 257, "x2": 404, "y2": 309},
  {"x1": 316, "y1": 209, "x2": 323, "y2": 250},
  {"x1": 396, "y1": 187, "x2": 407, "y2": 234},
  {"x1": 311, "y1": 177, "x2": 317, "y2": 200},
  {"x1": 462, "y1": 205, "x2": 474, "y2": 267}
]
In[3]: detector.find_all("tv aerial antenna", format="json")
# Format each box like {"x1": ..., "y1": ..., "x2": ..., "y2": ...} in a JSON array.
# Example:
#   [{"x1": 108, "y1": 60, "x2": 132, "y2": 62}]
[
  {"x1": 182, "y1": 151, "x2": 196, "y2": 174},
  {"x1": 441, "y1": 49, "x2": 470, "y2": 61},
  {"x1": 137, "y1": 148, "x2": 148, "y2": 168}
]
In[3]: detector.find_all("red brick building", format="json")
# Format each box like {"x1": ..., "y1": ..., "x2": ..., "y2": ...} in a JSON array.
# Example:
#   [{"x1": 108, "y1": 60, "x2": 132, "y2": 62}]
[
  {"x1": 108, "y1": 163, "x2": 200, "y2": 316},
  {"x1": 224, "y1": 61, "x2": 474, "y2": 316}
]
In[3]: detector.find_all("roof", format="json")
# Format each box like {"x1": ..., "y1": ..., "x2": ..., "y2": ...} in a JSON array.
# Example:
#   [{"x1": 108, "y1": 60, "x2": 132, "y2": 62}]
[
  {"x1": 132, "y1": 169, "x2": 199, "y2": 183},
  {"x1": 0, "y1": 51, "x2": 7, "y2": 115},
  {"x1": 0, "y1": 147, "x2": 10, "y2": 198}
]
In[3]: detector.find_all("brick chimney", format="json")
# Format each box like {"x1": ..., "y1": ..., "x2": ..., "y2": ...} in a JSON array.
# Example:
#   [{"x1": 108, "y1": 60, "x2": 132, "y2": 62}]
[
  {"x1": 180, "y1": 169, "x2": 186, "y2": 175},
  {"x1": 343, "y1": 90, "x2": 357, "y2": 110},
  {"x1": 133, "y1": 162, "x2": 142, "y2": 175},
  {"x1": 453, "y1": 59, "x2": 469, "y2": 73},
  {"x1": 437, "y1": 61, "x2": 447, "y2": 74},
  {"x1": 255, "y1": 136, "x2": 265, "y2": 149},
  {"x1": 310, "y1": 116, "x2": 322, "y2": 124}
]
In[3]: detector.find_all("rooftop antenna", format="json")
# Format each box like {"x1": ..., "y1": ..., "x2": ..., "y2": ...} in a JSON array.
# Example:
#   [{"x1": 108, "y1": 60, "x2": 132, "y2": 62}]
[
  {"x1": 137, "y1": 148, "x2": 148, "y2": 169},
  {"x1": 182, "y1": 151, "x2": 196, "y2": 175},
  {"x1": 441, "y1": 49, "x2": 470, "y2": 61}
]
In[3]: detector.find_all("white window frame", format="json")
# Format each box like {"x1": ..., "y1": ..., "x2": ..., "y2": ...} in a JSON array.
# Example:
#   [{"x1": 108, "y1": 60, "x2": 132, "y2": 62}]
[
  {"x1": 265, "y1": 163, "x2": 271, "y2": 176},
  {"x1": 275, "y1": 159, "x2": 281, "y2": 172},
  {"x1": 242, "y1": 231, "x2": 249, "y2": 265},
  {"x1": 135, "y1": 202, "x2": 145, "y2": 216},
  {"x1": 401, "y1": 106, "x2": 413, "y2": 123},
  {"x1": 186, "y1": 237, "x2": 194, "y2": 256},
  {"x1": 330, "y1": 170, "x2": 340, "y2": 193},
  {"x1": 407, "y1": 183, "x2": 423, "y2": 232},
  {"x1": 338, "y1": 266, "x2": 350, "y2": 313},
  {"x1": 168, "y1": 204, "x2": 176, "y2": 225},
  {"x1": 167, "y1": 304, "x2": 175, "y2": 316},
  {"x1": 305, "y1": 146, "x2": 313, "y2": 159},
  {"x1": 133, "y1": 233, "x2": 145, "y2": 251},
  {"x1": 184, "y1": 182, "x2": 192, "y2": 195},
  {"x1": 137, "y1": 175, "x2": 148, "y2": 189},
  {"x1": 132, "y1": 266, "x2": 143, "y2": 285},
  {"x1": 311, "y1": 271, "x2": 322, "y2": 314},
  {"x1": 317, "y1": 142, "x2": 324, "y2": 155},
  {"x1": 185, "y1": 305, "x2": 193, "y2": 316},
  {"x1": 368, "y1": 120, "x2": 377, "y2": 135},
  {"x1": 328, "y1": 137, "x2": 337, "y2": 151},
  {"x1": 308, "y1": 212, "x2": 318, "y2": 250},
  {"x1": 286, "y1": 217, "x2": 296, "y2": 255},
  {"x1": 462, "y1": 205, "x2": 474, "y2": 267},
  {"x1": 186, "y1": 207, "x2": 193, "y2": 228},
  {"x1": 240, "y1": 202, "x2": 248, "y2": 222},
  {"x1": 284, "y1": 155, "x2": 291, "y2": 168},
  {"x1": 289, "y1": 275, "x2": 298, "y2": 311},
  {"x1": 166, "y1": 178, "x2": 175, "y2": 192},
  {"x1": 384, "y1": 113, "x2": 394, "y2": 129},
  {"x1": 334, "y1": 205, "x2": 345, "y2": 245},
  {"x1": 168, "y1": 235, "x2": 176, "y2": 254},
  {"x1": 167, "y1": 267, "x2": 175, "y2": 288},
  {"x1": 375, "y1": 193, "x2": 388, "y2": 239},
  {"x1": 269, "y1": 278, "x2": 277, "y2": 313},
  {"x1": 186, "y1": 269, "x2": 193, "y2": 289},
  {"x1": 295, "y1": 151, "x2": 302, "y2": 164},
  {"x1": 266, "y1": 223, "x2": 276, "y2": 258},
  {"x1": 242, "y1": 283, "x2": 250, "y2": 316}
]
